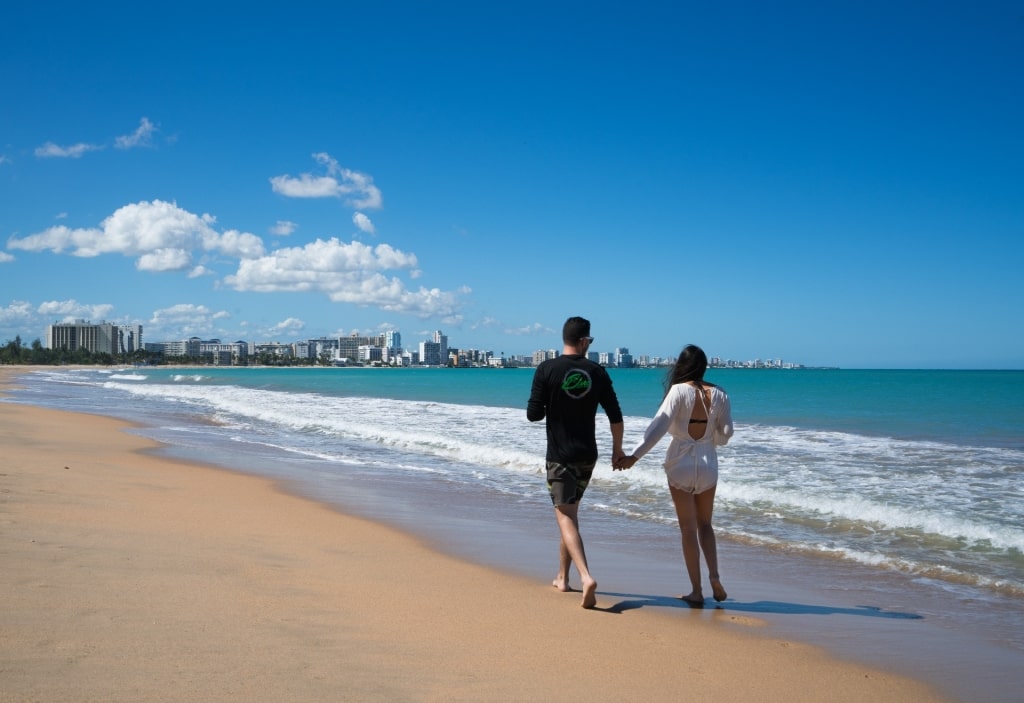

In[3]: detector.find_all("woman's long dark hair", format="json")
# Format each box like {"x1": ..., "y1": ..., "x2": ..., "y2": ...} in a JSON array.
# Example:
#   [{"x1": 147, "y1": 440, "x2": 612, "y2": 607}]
[{"x1": 664, "y1": 344, "x2": 710, "y2": 396}]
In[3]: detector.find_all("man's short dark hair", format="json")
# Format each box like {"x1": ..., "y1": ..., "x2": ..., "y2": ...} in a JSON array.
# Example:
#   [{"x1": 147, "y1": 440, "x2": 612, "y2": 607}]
[{"x1": 562, "y1": 316, "x2": 591, "y2": 344}]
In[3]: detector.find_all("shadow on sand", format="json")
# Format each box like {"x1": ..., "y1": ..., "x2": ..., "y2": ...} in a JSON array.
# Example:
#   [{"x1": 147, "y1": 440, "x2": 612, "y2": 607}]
[{"x1": 595, "y1": 592, "x2": 923, "y2": 620}]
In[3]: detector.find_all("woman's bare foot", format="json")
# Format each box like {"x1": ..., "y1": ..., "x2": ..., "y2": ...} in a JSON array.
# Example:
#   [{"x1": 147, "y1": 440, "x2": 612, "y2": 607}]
[
  {"x1": 581, "y1": 577, "x2": 598, "y2": 609},
  {"x1": 552, "y1": 576, "x2": 576, "y2": 592},
  {"x1": 680, "y1": 592, "x2": 705, "y2": 608},
  {"x1": 710, "y1": 576, "x2": 727, "y2": 602}
]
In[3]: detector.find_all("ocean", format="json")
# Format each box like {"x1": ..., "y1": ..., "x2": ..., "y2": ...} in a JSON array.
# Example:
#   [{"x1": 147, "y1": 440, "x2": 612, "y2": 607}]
[{"x1": 5, "y1": 366, "x2": 1023, "y2": 701}]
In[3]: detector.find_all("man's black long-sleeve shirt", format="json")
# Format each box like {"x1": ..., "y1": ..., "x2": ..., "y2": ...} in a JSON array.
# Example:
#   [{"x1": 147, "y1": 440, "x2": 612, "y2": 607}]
[{"x1": 527, "y1": 354, "x2": 624, "y2": 464}]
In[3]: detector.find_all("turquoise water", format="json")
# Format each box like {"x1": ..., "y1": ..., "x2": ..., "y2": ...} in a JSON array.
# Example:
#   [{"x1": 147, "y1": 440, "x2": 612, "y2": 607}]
[
  {"x1": 714, "y1": 369, "x2": 1023, "y2": 447},
  {"x1": 99, "y1": 366, "x2": 1023, "y2": 445}
]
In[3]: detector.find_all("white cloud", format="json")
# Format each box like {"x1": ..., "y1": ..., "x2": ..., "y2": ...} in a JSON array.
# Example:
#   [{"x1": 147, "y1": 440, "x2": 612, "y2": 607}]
[
  {"x1": 0, "y1": 252, "x2": 14, "y2": 263},
  {"x1": 148, "y1": 303, "x2": 231, "y2": 338},
  {"x1": 37, "y1": 299, "x2": 116, "y2": 321},
  {"x1": 0, "y1": 155, "x2": 10, "y2": 165},
  {"x1": 114, "y1": 117, "x2": 157, "y2": 149},
  {"x1": 0, "y1": 300, "x2": 33, "y2": 323},
  {"x1": 269, "y1": 174, "x2": 340, "y2": 198},
  {"x1": 34, "y1": 118, "x2": 156, "y2": 159},
  {"x1": 470, "y1": 316, "x2": 501, "y2": 330},
  {"x1": 216, "y1": 229, "x2": 267, "y2": 259},
  {"x1": 224, "y1": 237, "x2": 467, "y2": 318},
  {"x1": 506, "y1": 322, "x2": 552, "y2": 335},
  {"x1": 187, "y1": 265, "x2": 214, "y2": 278},
  {"x1": 269, "y1": 317, "x2": 305, "y2": 336},
  {"x1": 271, "y1": 220, "x2": 297, "y2": 236},
  {"x1": 353, "y1": 212, "x2": 375, "y2": 234},
  {"x1": 137, "y1": 248, "x2": 192, "y2": 272},
  {"x1": 34, "y1": 141, "x2": 103, "y2": 158},
  {"x1": 7, "y1": 200, "x2": 266, "y2": 272},
  {"x1": 270, "y1": 152, "x2": 383, "y2": 209}
]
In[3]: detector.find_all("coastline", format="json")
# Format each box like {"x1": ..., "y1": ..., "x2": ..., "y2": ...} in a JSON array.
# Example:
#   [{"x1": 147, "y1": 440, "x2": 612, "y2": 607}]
[{"x1": 0, "y1": 365, "x2": 959, "y2": 702}]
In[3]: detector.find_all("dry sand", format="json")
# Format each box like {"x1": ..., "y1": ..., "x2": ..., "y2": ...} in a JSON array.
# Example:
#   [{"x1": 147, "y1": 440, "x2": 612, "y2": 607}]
[{"x1": 0, "y1": 368, "x2": 954, "y2": 702}]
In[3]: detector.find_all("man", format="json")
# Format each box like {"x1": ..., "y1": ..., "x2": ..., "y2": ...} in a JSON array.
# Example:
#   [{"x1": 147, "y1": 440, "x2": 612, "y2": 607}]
[{"x1": 527, "y1": 316, "x2": 625, "y2": 609}]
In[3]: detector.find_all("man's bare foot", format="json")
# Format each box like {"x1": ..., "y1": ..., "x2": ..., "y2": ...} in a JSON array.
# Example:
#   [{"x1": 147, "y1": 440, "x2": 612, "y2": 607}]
[
  {"x1": 581, "y1": 578, "x2": 598, "y2": 609},
  {"x1": 710, "y1": 577, "x2": 727, "y2": 602},
  {"x1": 552, "y1": 577, "x2": 575, "y2": 592},
  {"x1": 680, "y1": 592, "x2": 705, "y2": 608}
]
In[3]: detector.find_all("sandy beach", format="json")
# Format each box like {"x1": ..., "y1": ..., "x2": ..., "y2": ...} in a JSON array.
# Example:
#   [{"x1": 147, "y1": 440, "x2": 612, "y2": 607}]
[{"x1": 0, "y1": 368, "x2": 954, "y2": 702}]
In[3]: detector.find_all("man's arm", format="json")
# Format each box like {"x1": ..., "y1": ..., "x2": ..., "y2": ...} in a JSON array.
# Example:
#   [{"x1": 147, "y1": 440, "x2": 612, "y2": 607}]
[
  {"x1": 526, "y1": 367, "x2": 547, "y2": 422},
  {"x1": 609, "y1": 420, "x2": 624, "y2": 467}
]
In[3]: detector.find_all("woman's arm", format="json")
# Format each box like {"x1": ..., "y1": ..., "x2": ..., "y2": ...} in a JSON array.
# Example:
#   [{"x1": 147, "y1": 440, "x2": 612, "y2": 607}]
[
  {"x1": 629, "y1": 384, "x2": 684, "y2": 459},
  {"x1": 713, "y1": 390, "x2": 734, "y2": 446}
]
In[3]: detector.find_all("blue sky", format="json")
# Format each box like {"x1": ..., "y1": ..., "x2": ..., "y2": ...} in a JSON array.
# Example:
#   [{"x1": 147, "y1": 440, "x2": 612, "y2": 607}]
[{"x1": 1, "y1": 2, "x2": 1021, "y2": 368}]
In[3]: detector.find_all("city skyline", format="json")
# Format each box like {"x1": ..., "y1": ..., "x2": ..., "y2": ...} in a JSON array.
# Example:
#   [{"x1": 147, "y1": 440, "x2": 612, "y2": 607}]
[
  {"x1": 2, "y1": 4, "x2": 1021, "y2": 369},
  {"x1": 29, "y1": 318, "x2": 805, "y2": 369}
]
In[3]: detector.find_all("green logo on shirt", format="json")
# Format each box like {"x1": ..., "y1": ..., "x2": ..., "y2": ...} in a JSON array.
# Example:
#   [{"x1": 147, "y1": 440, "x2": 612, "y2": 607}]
[{"x1": 561, "y1": 370, "x2": 592, "y2": 399}]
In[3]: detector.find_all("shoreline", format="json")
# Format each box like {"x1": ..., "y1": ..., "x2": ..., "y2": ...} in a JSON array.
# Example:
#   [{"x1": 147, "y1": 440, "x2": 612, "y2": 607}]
[{"x1": 0, "y1": 366, "x2": 959, "y2": 702}]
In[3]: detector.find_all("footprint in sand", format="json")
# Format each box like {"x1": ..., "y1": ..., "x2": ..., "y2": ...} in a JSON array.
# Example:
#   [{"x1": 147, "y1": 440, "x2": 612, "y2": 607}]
[{"x1": 720, "y1": 614, "x2": 768, "y2": 628}]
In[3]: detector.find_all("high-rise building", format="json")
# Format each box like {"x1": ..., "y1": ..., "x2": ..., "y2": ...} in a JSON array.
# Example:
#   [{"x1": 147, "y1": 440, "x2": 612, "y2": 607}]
[
  {"x1": 46, "y1": 320, "x2": 128, "y2": 355},
  {"x1": 118, "y1": 324, "x2": 144, "y2": 353},
  {"x1": 416, "y1": 330, "x2": 449, "y2": 366},
  {"x1": 432, "y1": 330, "x2": 448, "y2": 362},
  {"x1": 338, "y1": 333, "x2": 386, "y2": 363},
  {"x1": 200, "y1": 340, "x2": 248, "y2": 365},
  {"x1": 531, "y1": 349, "x2": 558, "y2": 365},
  {"x1": 614, "y1": 347, "x2": 633, "y2": 368},
  {"x1": 419, "y1": 340, "x2": 443, "y2": 366},
  {"x1": 156, "y1": 337, "x2": 202, "y2": 357}
]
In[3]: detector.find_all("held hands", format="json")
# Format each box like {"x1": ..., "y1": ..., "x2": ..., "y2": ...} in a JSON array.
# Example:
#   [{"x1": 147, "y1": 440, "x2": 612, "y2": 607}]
[
  {"x1": 613, "y1": 454, "x2": 638, "y2": 471},
  {"x1": 611, "y1": 449, "x2": 626, "y2": 471}
]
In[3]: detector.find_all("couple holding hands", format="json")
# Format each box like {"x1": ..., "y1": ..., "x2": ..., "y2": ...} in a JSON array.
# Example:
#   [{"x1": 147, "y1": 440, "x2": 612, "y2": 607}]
[{"x1": 527, "y1": 317, "x2": 733, "y2": 609}]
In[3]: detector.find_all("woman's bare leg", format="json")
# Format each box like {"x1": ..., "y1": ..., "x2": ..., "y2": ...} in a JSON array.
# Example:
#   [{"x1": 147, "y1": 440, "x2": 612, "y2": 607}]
[
  {"x1": 669, "y1": 485, "x2": 704, "y2": 604},
  {"x1": 694, "y1": 485, "x2": 727, "y2": 602}
]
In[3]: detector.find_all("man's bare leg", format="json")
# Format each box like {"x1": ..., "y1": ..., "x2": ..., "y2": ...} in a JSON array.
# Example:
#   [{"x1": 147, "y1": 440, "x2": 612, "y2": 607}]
[
  {"x1": 552, "y1": 537, "x2": 576, "y2": 591},
  {"x1": 554, "y1": 503, "x2": 597, "y2": 608}
]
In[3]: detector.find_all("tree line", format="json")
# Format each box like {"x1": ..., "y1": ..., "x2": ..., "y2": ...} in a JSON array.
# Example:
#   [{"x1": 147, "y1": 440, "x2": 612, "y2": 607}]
[{"x1": 0, "y1": 335, "x2": 161, "y2": 366}]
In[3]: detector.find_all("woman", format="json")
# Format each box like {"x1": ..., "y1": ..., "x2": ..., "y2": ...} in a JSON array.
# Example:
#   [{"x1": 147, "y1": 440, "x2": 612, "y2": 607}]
[{"x1": 617, "y1": 345, "x2": 734, "y2": 606}]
